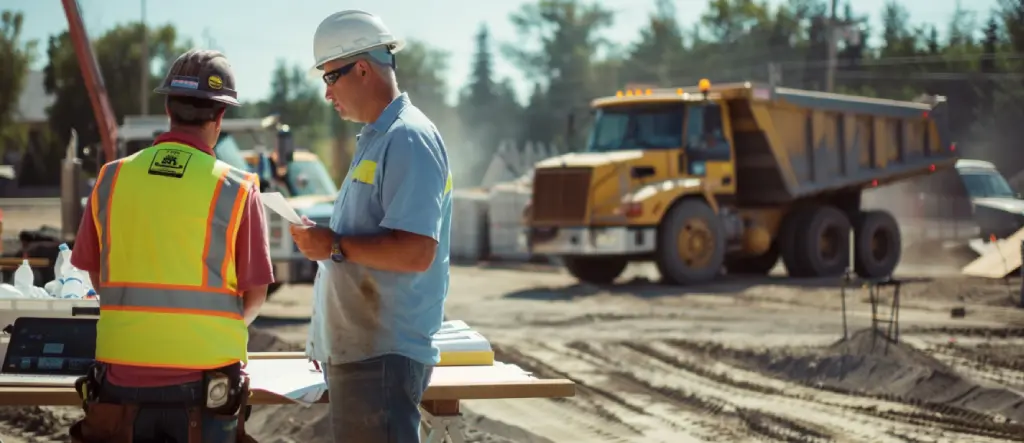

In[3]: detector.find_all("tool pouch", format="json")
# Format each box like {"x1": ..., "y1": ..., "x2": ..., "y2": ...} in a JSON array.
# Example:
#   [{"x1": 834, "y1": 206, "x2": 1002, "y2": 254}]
[
  {"x1": 69, "y1": 403, "x2": 139, "y2": 443},
  {"x1": 234, "y1": 378, "x2": 258, "y2": 443}
]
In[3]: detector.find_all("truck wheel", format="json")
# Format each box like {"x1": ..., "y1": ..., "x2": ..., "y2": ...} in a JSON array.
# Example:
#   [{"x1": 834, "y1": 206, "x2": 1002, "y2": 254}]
[
  {"x1": 795, "y1": 206, "x2": 851, "y2": 277},
  {"x1": 780, "y1": 207, "x2": 814, "y2": 277},
  {"x1": 656, "y1": 199, "x2": 726, "y2": 285},
  {"x1": 563, "y1": 256, "x2": 627, "y2": 285},
  {"x1": 725, "y1": 242, "x2": 779, "y2": 275},
  {"x1": 853, "y1": 210, "x2": 901, "y2": 279}
]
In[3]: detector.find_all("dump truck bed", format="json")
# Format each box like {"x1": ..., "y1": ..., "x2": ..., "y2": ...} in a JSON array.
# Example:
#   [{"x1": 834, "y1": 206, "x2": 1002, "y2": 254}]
[{"x1": 727, "y1": 85, "x2": 956, "y2": 204}]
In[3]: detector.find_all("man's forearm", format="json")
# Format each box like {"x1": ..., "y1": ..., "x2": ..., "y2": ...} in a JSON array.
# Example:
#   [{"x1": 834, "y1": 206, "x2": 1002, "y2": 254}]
[
  {"x1": 242, "y1": 285, "x2": 268, "y2": 325},
  {"x1": 339, "y1": 231, "x2": 436, "y2": 272}
]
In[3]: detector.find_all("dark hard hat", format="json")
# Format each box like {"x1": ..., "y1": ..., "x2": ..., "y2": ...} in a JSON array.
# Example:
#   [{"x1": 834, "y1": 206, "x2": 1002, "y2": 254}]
[{"x1": 154, "y1": 49, "x2": 239, "y2": 106}]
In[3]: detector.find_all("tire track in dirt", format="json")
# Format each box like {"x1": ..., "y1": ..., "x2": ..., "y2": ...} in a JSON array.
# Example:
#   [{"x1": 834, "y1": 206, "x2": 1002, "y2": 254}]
[
  {"x1": 523, "y1": 341, "x2": 839, "y2": 442},
  {"x1": 498, "y1": 342, "x2": 754, "y2": 442},
  {"x1": 902, "y1": 337, "x2": 1024, "y2": 389},
  {"x1": 661, "y1": 339, "x2": 1024, "y2": 442},
  {"x1": 571, "y1": 341, "x2": 917, "y2": 443},
  {"x1": 570, "y1": 339, "x2": 1020, "y2": 443}
]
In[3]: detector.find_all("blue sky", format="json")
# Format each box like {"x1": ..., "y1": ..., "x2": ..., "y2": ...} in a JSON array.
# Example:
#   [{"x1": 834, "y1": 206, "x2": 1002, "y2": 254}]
[{"x1": 9, "y1": 0, "x2": 996, "y2": 105}]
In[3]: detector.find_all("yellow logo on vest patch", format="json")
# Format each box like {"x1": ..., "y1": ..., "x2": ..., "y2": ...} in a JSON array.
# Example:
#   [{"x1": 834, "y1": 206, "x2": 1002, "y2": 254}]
[
  {"x1": 148, "y1": 149, "x2": 193, "y2": 178},
  {"x1": 352, "y1": 160, "x2": 377, "y2": 184}
]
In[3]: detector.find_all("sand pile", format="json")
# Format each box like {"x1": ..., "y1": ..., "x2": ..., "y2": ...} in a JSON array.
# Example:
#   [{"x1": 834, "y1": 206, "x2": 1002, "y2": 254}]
[{"x1": 757, "y1": 329, "x2": 1024, "y2": 424}]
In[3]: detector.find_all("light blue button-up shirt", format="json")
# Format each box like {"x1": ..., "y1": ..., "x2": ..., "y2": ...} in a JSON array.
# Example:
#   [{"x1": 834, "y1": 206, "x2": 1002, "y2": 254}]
[{"x1": 306, "y1": 93, "x2": 452, "y2": 366}]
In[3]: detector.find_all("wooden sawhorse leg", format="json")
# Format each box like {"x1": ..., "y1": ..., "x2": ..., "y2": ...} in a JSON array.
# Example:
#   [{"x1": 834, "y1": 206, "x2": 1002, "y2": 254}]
[{"x1": 420, "y1": 400, "x2": 466, "y2": 443}]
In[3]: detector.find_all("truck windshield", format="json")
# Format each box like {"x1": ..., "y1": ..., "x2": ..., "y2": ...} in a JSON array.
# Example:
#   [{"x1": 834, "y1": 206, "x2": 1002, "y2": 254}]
[
  {"x1": 961, "y1": 171, "x2": 1016, "y2": 199},
  {"x1": 213, "y1": 134, "x2": 251, "y2": 171},
  {"x1": 287, "y1": 159, "x2": 338, "y2": 196},
  {"x1": 586, "y1": 104, "x2": 685, "y2": 152}
]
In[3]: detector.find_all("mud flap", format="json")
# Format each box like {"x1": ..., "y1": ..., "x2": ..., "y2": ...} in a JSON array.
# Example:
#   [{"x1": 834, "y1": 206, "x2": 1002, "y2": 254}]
[{"x1": 69, "y1": 403, "x2": 139, "y2": 443}]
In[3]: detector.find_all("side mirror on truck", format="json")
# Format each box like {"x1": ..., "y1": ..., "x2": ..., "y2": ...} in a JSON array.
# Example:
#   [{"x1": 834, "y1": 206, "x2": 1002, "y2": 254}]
[{"x1": 275, "y1": 125, "x2": 294, "y2": 174}]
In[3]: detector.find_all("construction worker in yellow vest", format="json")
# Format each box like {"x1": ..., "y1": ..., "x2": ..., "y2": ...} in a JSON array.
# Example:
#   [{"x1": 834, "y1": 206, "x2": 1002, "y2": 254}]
[{"x1": 68, "y1": 49, "x2": 274, "y2": 443}]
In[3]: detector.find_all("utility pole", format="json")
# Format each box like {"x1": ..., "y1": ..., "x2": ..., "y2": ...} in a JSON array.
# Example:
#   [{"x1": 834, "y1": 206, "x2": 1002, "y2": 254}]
[
  {"x1": 140, "y1": 0, "x2": 149, "y2": 115},
  {"x1": 825, "y1": 0, "x2": 839, "y2": 92}
]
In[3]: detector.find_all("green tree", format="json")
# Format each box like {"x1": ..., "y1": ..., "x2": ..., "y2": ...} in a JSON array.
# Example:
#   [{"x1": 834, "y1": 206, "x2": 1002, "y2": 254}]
[
  {"x1": 626, "y1": 0, "x2": 687, "y2": 86},
  {"x1": 504, "y1": 0, "x2": 615, "y2": 147},
  {"x1": 44, "y1": 22, "x2": 188, "y2": 172},
  {"x1": 457, "y1": 24, "x2": 522, "y2": 185},
  {"x1": 0, "y1": 10, "x2": 37, "y2": 152}
]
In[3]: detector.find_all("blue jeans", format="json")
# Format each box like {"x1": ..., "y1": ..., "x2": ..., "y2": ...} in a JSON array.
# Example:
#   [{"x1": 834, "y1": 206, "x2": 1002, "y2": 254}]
[
  {"x1": 325, "y1": 354, "x2": 433, "y2": 443},
  {"x1": 101, "y1": 381, "x2": 238, "y2": 443}
]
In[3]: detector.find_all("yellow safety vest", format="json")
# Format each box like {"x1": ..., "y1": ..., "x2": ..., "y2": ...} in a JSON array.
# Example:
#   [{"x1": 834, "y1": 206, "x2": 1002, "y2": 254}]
[{"x1": 90, "y1": 142, "x2": 256, "y2": 369}]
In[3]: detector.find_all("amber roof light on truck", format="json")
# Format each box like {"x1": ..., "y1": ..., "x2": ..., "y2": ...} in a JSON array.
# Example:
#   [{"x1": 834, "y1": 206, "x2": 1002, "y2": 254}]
[{"x1": 597, "y1": 80, "x2": 771, "y2": 108}]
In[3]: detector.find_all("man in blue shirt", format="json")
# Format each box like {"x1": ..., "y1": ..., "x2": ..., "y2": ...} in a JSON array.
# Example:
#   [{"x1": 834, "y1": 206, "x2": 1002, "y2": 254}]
[{"x1": 290, "y1": 10, "x2": 452, "y2": 443}]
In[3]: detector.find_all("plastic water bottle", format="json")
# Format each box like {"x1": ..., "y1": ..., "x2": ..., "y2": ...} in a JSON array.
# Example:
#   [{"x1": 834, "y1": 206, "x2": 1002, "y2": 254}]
[
  {"x1": 44, "y1": 279, "x2": 62, "y2": 297},
  {"x1": 54, "y1": 243, "x2": 71, "y2": 283},
  {"x1": 14, "y1": 259, "x2": 34, "y2": 298},
  {"x1": 60, "y1": 270, "x2": 86, "y2": 299},
  {"x1": 0, "y1": 283, "x2": 23, "y2": 298}
]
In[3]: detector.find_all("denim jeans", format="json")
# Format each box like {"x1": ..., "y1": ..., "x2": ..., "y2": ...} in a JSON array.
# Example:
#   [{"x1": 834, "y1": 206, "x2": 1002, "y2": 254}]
[
  {"x1": 325, "y1": 354, "x2": 434, "y2": 443},
  {"x1": 101, "y1": 381, "x2": 238, "y2": 443}
]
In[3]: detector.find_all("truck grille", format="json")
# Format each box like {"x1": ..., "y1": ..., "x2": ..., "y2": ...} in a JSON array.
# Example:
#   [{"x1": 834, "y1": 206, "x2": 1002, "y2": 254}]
[{"x1": 531, "y1": 168, "x2": 592, "y2": 225}]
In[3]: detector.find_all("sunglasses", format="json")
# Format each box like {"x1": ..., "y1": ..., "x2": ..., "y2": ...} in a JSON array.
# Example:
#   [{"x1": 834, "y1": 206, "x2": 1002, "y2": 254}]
[{"x1": 322, "y1": 62, "x2": 358, "y2": 86}]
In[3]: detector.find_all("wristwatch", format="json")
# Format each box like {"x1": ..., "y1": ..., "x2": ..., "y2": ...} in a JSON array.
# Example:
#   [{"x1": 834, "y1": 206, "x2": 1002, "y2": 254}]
[{"x1": 330, "y1": 234, "x2": 346, "y2": 263}]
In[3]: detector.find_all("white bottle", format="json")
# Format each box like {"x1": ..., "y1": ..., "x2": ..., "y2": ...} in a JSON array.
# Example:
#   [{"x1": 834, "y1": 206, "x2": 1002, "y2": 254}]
[
  {"x1": 60, "y1": 270, "x2": 86, "y2": 299},
  {"x1": 44, "y1": 279, "x2": 62, "y2": 297},
  {"x1": 0, "y1": 283, "x2": 23, "y2": 298},
  {"x1": 13, "y1": 259, "x2": 34, "y2": 298},
  {"x1": 54, "y1": 243, "x2": 71, "y2": 283}
]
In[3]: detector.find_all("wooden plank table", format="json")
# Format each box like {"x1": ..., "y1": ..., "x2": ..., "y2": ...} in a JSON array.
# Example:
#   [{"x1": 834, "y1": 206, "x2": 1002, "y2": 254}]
[{"x1": 0, "y1": 352, "x2": 576, "y2": 443}]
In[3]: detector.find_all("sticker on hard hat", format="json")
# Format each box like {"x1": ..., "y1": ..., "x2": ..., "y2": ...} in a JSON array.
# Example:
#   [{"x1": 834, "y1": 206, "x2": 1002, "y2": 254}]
[
  {"x1": 208, "y1": 75, "x2": 223, "y2": 90},
  {"x1": 148, "y1": 149, "x2": 193, "y2": 178},
  {"x1": 170, "y1": 76, "x2": 200, "y2": 90}
]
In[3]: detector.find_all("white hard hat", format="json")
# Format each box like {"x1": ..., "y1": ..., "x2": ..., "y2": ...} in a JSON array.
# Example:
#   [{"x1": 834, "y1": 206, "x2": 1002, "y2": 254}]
[{"x1": 311, "y1": 10, "x2": 405, "y2": 72}]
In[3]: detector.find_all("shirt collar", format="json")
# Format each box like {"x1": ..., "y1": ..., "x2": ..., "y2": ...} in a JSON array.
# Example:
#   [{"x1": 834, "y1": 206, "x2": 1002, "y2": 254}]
[
  {"x1": 153, "y1": 131, "x2": 215, "y2": 156},
  {"x1": 367, "y1": 93, "x2": 410, "y2": 134}
]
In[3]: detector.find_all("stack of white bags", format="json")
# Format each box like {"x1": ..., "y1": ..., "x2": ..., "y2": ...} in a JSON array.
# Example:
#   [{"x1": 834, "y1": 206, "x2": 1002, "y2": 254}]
[{"x1": 0, "y1": 243, "x2": 97, "y2": 300}]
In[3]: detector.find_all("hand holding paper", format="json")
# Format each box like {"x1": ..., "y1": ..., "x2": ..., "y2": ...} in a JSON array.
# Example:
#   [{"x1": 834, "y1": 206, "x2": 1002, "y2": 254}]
[{"x1": 261, "y1": 192, "x2": 304, "y2": 225}]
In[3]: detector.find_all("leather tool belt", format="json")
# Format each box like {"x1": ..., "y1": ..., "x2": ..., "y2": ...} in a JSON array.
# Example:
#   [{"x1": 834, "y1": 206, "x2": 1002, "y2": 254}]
[{"x1": 69, "y1": 364, "x2": 257, "y2": 443}]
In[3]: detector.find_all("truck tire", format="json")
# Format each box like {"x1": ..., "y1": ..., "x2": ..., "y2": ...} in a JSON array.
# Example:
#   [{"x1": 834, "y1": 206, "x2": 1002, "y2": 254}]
[
  {"x1": 725, "y1": 242, "x2": 779, "y2": 275},
  {"x1": 795, "y1": 206, "x2": 851, "y2": 277},
  {"x1": 779, "y1": 207, "x2": 814, "y2": 277},
  {"x1": 853, "y1": 210, "x2": 902, "y2": 279},
  {"x1": 656, "y1": 199, "x2": 726, "y2": 285},
  {"x1": 563, "y1": 256, "x2": 627, "y2": 285}
]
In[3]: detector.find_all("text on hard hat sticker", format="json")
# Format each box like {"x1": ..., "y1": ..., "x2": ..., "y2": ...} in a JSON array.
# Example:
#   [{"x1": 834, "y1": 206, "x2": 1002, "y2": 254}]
[{"x1": 170, "y1": 76, "x2": 200, "y2": 90}]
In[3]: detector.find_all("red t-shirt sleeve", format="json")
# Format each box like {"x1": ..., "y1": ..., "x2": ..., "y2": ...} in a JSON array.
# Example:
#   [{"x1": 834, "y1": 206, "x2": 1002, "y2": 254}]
[
  {"x1": 234, "y1": 185, "x2": 275, "y2": 292},
  {"x1": 70, "y1": 196, "x2": 101, "y2": 273}
]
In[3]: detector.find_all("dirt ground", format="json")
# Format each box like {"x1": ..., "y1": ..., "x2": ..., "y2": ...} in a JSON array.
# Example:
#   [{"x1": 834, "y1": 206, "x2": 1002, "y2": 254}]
[{"x1": 3, "y1": 260, "x2": 1024, "y2": 442}]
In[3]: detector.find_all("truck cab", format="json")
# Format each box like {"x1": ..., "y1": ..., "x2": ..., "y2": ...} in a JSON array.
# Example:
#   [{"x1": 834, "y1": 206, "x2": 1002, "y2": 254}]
[{"x1": 240, "y1": 149, "x2": 337, "y2": 287}]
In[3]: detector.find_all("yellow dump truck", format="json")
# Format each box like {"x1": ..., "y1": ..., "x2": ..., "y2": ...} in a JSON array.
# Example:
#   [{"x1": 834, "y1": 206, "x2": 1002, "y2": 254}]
[{"x1": 525, "y1": 80, "x2": 957, "y2": 285}]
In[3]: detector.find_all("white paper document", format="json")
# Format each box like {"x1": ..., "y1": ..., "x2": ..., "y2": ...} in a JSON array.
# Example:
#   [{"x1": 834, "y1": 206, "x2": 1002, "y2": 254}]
[
  {"x1": 260, "y1": 192, "x2": 304, "y2": 225},
  {"x1": 245, "y1": 358, "x2": 326, "y2": 405}
]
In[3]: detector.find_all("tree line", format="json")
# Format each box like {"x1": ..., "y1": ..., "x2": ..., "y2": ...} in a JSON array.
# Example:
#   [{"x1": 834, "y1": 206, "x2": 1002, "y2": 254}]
[{"x1": 1, "y1": 0, "x2": 1023, "y2": 187}]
